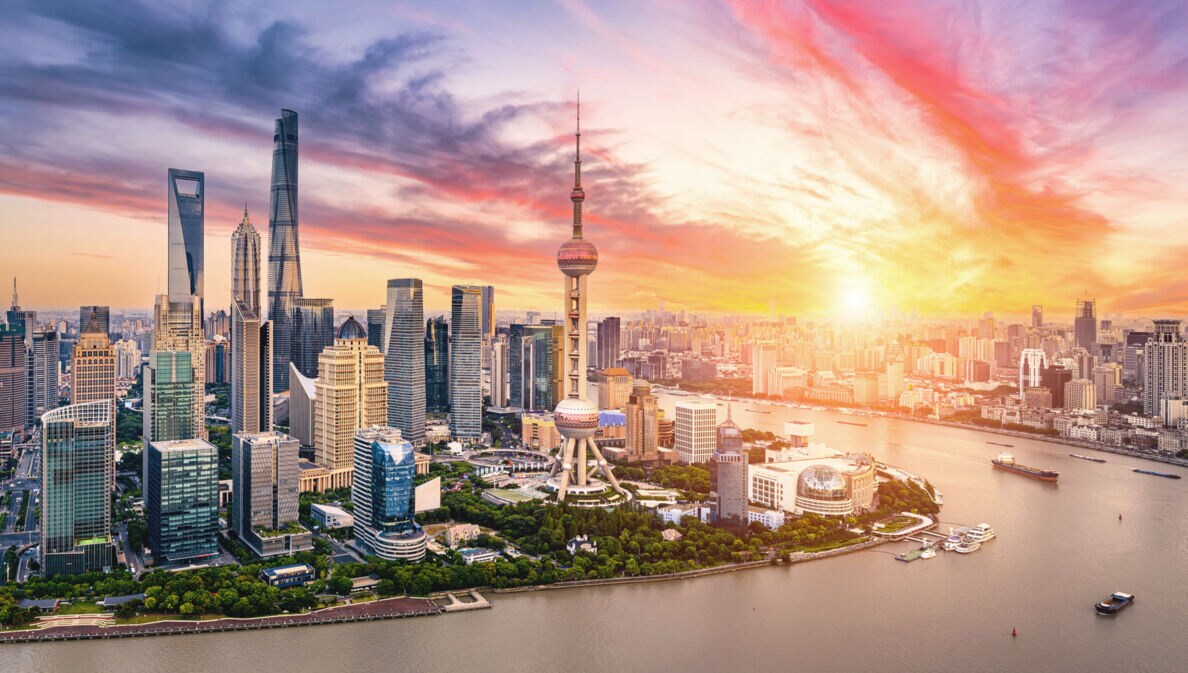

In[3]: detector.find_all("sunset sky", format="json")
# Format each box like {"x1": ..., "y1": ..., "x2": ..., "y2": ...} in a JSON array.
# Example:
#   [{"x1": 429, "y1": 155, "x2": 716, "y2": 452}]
[{"x1": 1, "y1": 1, "x2": 1186, "y2": 318}]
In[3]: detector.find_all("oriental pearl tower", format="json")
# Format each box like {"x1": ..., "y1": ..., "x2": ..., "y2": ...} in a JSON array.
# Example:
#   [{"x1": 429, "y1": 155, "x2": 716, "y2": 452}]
[{"x1": 549, "y1": 98, "x2": 626, "y2": 503}]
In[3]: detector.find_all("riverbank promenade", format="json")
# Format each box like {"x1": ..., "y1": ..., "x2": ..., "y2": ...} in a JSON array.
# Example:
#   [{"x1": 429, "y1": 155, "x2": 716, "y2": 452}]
[{"x1": 0, "y1": 596, "x2": 439, "y2": 644}]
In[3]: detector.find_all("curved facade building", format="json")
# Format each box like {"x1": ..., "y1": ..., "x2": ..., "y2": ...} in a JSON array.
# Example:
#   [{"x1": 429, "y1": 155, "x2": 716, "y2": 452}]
[
  {"x1": 42, "y1": 401, "x2": 113, "y2": 576},
  {"x1": 268, "y1": 109, "x2": 302, "y2": 393},
  {"x1": 351, "y1": 427, "x2": 426, "y2": 561},
  {"x1": 384, "y1": 279, "x2": 426, "y2": 444},
  {"x1": 795, "y1": 465, "x2": 852, "y2": 516}
]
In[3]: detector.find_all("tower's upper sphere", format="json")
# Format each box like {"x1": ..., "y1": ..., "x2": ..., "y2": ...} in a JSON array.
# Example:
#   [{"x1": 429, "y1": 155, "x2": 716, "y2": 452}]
[
  {"x1": 557, "y1": 238, "x2": 599, "y2": 277},
  {"x1": 554, "y1": 397, "x2": 599, "y2": 439}
]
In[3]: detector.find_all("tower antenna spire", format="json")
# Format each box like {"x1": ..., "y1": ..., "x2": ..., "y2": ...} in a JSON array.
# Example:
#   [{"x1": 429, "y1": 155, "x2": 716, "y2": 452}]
[
  {"x1": 570, "y1": 92, "x2": 584, "y2": 238},
  {"x1": 10, "y1": 277, "x2": 17, "y2": 310}
]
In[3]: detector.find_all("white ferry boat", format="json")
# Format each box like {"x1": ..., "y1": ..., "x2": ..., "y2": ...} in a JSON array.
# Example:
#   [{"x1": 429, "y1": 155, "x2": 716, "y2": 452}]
[
  {"x1": 942, "y1": 528, "x2": 964, "y2": 551},
  {"x1": 954, "y1": 540, "x2": 982, "y2": 554},
  {"x1": 964, "y1": 523, "x2": 996, "y2": 543},
  {"x1": 920, "y1": 545, "x2": 937, "y2": 559}
]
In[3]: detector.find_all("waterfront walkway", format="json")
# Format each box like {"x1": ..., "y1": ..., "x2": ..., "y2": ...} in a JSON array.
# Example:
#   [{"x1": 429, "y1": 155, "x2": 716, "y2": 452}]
[{"x1": 0, "y1": 596, "x2": 439, "y2": 644}]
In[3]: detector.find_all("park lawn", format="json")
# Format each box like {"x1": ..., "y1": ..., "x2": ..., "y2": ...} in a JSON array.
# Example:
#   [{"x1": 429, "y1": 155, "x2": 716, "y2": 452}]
[
  {"x1": 791, "y1": 536, "x2": 868, "y2": 554},
  {"x1": 57, "y1": 602, "x2": 106, "y2": 615}
]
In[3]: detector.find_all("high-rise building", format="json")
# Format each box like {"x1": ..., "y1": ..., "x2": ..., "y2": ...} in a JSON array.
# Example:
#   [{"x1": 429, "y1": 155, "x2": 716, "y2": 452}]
[
  {"x1": 41, "y1": 401, "x2": 113, "y2": 575},
  {"x1": 425, "y1": 316, "x2": 449, "y2": 414},
  {"x1": 166, "y1": 169, "x2": 204, "y2": 316},
  {"x1": 508, "y1": 324, "x2": 563, "y2": 412},
  {"x1": 596, "y1": 317, "x2": 620, "y2": 370},
  {"x1": 546, "y1": 104, "x2": 625, "y2": 503},
  {"x1": 290, "y1": 297, "x2": 334, "y2": 381},
  {"x1": 0, "y1": 325, "x2": 26, "y2": 437},
  {"x1": 351, "y1": 426, "x2": 427, "y2": 561},
  {"x1": 71, "y1": 315, "x2": 115, "y2": 490},
  {"x1": 6, "y1": 279, "x2": 36, "y2": 343},
  {"x1": 674, "y1": 400, "x2": 717, "y2": 465},
  {"x1": 79, "y1": 306, "x2": 111, "y2": 339},
  {"x1": 313, "y1": 318, "x2": 387, "y2": 477},
  {"x1": 231, "y1": 431, "x2": 311, "y2": 558},
  {"x1": 449, "y1": 285, "x2": 483, "y2": 441},
  {"x1": 710, "y1": 407, "x2": 748, "y2": 531},
  {"x1": 148, "y1": 295, "x2": 205, "y2": 446},
  {"x1": 384, "y1": 280, "x2": 426, "y2": 445},
  {"x1": 489, "y1": 336, "x2": 509, "y2": 407},
  {"x1": 231, "y1": 299, "x2": 273, "y2": 435},
  {"x1": 1064, "y1": 379, "x2": 1097, "y2": 412},
  {"x1": 268, "y1": 109, "x2": 303, "y2": 393},
  {"x1": 597, "y1": 368, "x2": 632, "y2": 410},
  {"x1": 28, "y1": 329, "x2": 59, "y2": 421},
  {"x1": 142, "y1": 350, "x2": 197, "y2": 451},
  {"x1": 752, "y1": 341, "x2": 776, "y2": 395},
  {"x1": 1031, "y1": 305, "x2": 1043, "y2": 329},
  {"x1": 288, "y1": 364, "x2": 317, "y2": 450},
  {"x1": 1041, "y1": 366, "x2": 1073, "y2": 408},
  {"x1": 1092, "y1": 363, "x2": 1122, "y2": 405},
  {"x1": 624, "y1": 379, "x2": 660, "y2": 464},
  {"x1": 1142, "y1": 320, "x2": 1188, "y2": 419},
  {"x1": 146, "y1": 438, "x2": 219, "y2": 565},
  {"x1": 366, "y1": 308, "x2": 387, "y2": 352},
  {"x1": 480, "y1": 285, "x2": 495, "y2": 340},
  {"x1": 1074, "y1": 298, "x2": 1097, "y2": 352},
  {"x1": 114, "y1": 339, "x2": 141, "y2": 380},
  {"x1": 231, "y1": 207, "x2": 262, "y2": 314},
  {"x1": 204, "y1": 338, "x2": 230, "y2": 384}
]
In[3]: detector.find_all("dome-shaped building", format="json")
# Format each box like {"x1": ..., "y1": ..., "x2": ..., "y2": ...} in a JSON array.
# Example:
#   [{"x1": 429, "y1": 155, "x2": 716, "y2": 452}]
[
  {"x1": 336, "y1": 316, "x2": 367, "y2": 341},
  {"x1": 795, "y1": 464, "x2": 853, "y2": 516}
]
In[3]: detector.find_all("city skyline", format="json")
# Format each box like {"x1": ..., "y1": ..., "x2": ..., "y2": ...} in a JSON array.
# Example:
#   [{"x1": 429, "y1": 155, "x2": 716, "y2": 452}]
[{"x1": 2, "y1": 2, "x2": 1187, "y2": 317}]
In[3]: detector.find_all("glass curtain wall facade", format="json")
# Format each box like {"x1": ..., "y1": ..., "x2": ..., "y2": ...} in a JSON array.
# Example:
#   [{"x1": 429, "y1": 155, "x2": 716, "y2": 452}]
[
  {"x1": 450, "y1": 286, "x2": 483, "y2": 440},
  {"x1": 424, "y1": 317, "x2": 449, "y2": 413},
  {"x1": 384, "y1": 279, "x2": 426, "y2": 444},
  {"x1": 146, "y1": 438, "x2": 219, "y2": 564},
  {"x1": 166, "y1": 169, "x2": 204, "y2": 316},
  {"x1": 290, "y1": 297, "x2": 333, "y2": 380},
  {"x1": 268, "y1": 109, "x2": 302, "y2": 393},
  {"x1": 41, "y1": 401, "x2": 113, "y2": 576}
]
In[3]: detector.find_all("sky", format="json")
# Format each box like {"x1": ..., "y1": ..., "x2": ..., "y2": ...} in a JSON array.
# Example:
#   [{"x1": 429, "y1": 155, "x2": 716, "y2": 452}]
[{"x1": 1, "y1": 0, "x2": 1187, "y2": 319}]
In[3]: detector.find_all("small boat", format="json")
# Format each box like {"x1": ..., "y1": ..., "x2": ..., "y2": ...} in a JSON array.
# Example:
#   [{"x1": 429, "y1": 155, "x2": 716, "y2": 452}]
[
  {"x1": 1069, "y1": 453, "x2": 1106, "y2": 463},
  {"x1": 954, "y1": 540, "x2": 982, "y2": 554},
  {"x1": 1095, "y1": 592, "x2": 1135, "y2": 615},
  {"x1": 992, "y1": 452, "x2": 1060, "y2": 482},
  {"x1": 838, "y1": 420, "x2": 868, "y2": 427},
  {"x1": 745, "y1": 408, "x2": 772, "y2": 415},
  {"x1": 943, "y1": 528, "x2": 963, "y2": 551},
  {"x1": 920, "y1": 545, "x2": 937, "y2": 559},
  {"x1": 964, "y1": 523, "x2": 996, "y2": 543},
  {"x1": 1133, "y1": 469, "x2": 1182, "y2": 480},
  {"x1": 895, "y1": 548, "x2": 924, "y2": 562},
  {"x1": 987, "y1": 441, "x2": 1014, "y2": 447}
]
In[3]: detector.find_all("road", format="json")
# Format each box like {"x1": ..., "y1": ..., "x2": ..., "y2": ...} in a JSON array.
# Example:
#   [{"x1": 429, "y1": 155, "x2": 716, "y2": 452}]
[{"x1": 1, "y1": 439, "x2": 40, "y2": 555}]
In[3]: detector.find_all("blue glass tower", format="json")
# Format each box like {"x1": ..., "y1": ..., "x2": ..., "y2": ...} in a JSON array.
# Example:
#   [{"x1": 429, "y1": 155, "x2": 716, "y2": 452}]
[{"x1": 268, "y1": 109, "x2": 302, "y2": 393}]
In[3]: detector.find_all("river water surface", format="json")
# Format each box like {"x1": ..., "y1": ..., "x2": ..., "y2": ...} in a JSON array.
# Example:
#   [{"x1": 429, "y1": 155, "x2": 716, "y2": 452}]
[{"x1": 4, "y1": 394, "x2": 1186, "y2": 673}]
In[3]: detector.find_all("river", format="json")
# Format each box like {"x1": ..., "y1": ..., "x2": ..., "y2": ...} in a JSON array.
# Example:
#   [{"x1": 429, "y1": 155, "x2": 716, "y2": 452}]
[{"x1": 4, "y1": 393, "x2": 1186, "y2": 673}]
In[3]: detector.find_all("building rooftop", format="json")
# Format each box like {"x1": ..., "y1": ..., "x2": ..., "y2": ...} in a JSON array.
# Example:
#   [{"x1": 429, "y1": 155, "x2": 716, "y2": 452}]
[
  {"x1": 262, "y1": 563, "x2": 315, "y2": 579},
  {"x1": 600, "y1": 367, "x2": 632, "y2": 377},
  {"x1": 100, "y1": 593, "x2": 146, "y2": 607}
]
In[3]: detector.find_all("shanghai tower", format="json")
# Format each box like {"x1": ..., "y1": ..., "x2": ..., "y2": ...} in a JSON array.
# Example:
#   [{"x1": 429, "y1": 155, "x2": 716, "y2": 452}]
[{"x1": 268, "y1": 109, "x2": 303, "y2": 393}]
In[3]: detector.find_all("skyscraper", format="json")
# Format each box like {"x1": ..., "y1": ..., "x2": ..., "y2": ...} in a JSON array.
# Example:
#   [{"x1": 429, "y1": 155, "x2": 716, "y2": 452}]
[
  {"x1": 142, "y1": 350, "x2": 197, "y2": 447},
  {"x1": 1031, "y1": 305, "x2": 1043, "y2": 329},
  {"x1": 78, "y1": 306, "x2": 111, "y2": 338},
  {"x1": 489, "y1": 335, "x2": 508, "y2": 407},
  {"x1": 597, "y1": 367, "x2": 632, "y2": 410},
  {"x1": 1142, "y1": 320, "x2": 1188, "y2": 419},
  {"x1": 0, "y1": 325, "x2": 26, "y2": 437},
  {"x1": 424, "y1": 316, "x2": 449, "y2": 413},
  {"x1": 384, "y1": 280, "x2": 426, "y2": 445},
  {"x1": 450, "y1": 285, "x2": 483, "y2": 441},
  {"x1": 351, "y1": 426, "x2": 427, "y2": 561},
  {"x1": 268, "y1": 109, "x2": 303, "y2": 393},
  {"x1": 509, "y1": 324, "x2": 563, "y2": 411},
  {"x1": 1063, "y1": 379, "x2": 1097, "y2": 412},
  {"x1": 41, "y1": 400, "x2": 113, "y2": 575},
  {"x1": 710, "y1": 407, "x2": 747, "y2": 531},
  {"x1": 674, "y1": 400, "x2": 717, "y2": 465},
  {"x1": 752, "y1": 341, "x2": 776, "y2": 395},
  {"x1": 146, "y1": 438, "x2": 219, "y2": 564},
  {"x1": 231, "y1": 299, "x2": 273, "y2": 435},
  {"x1": 149, "y1": 295, "x2": 205, "y2": 443},
  {"x1": 231, "y1": 207, "x2": 262, "y2": 314},
  {"x1": 1074, "y1": 298, "x2": 1097, "y2": 351},
  {"x1": 547, "y1": 103, "x2": 624, "y2": 501},
  {"x1": 71, "y1": 314, "x2": 115, "y2": 491},
  {"x1": 480, "y1": 285, "x2": 495, "y2": 340},
  {"x1": 166, "y1": 169, "x2": 204, "y2": 315},
  {"x1": 313, "y1": 318, "x2": 387, "y2": 478},
  {"x1": 231, "y1": 431, "x2": 311, "y2": 558},
  {"x1": 597, "y1": 317, "x2": 620, "y2": 369},
  {"x1": 28, "y1": 328, "x2": 59, "y2": 421},
  {"x1": 624, "y1": 379, "x2": 660, "y2": 464},
  {"x1": 366, "y1": 307, "x2": 387, "y2": 352},
  {"x1": 6, "y1": 278, "x2": 35, "y2": 343},
  {"x1": 290, "y1": 297, "x2": 334, "y2": 380}
]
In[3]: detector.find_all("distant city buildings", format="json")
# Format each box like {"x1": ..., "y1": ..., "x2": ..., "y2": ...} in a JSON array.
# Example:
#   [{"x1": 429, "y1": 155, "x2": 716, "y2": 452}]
[{"x1": 597, "y1": 317, "x2": 620, "y2": 369}]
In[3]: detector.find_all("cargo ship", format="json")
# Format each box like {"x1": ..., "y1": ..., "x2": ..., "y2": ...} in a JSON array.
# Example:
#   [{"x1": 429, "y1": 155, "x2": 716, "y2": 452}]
[
  {"x1": 991, "y1": 452, "x2": 1059, "y2": 482},
  {"x1": 1069, "y1": 453, "x2": 1106, "y2": 463},
  {"x1": 1133, "y1": 469, "x2": 1182, "y2": 480}
]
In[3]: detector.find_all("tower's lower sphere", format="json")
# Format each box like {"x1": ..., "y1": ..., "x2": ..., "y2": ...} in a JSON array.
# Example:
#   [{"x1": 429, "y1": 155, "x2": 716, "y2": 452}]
[{"x1": 554, "y1": 398, "x2": 599, "y2": 439}]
